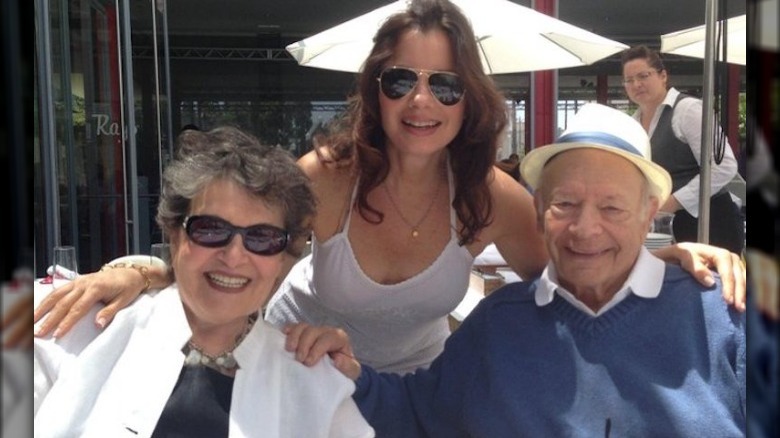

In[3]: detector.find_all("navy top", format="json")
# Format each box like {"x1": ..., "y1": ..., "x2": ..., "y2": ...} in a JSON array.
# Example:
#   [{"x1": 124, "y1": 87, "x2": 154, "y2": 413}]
[{"x1": 151, "y1": 365, "x2": 234, "y2": 437}]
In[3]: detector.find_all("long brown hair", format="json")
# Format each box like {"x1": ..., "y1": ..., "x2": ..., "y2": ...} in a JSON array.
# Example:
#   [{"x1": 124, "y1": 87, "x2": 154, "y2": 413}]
[{"x1": 317, "y1": 0, "x2": 507, "y2": 245}]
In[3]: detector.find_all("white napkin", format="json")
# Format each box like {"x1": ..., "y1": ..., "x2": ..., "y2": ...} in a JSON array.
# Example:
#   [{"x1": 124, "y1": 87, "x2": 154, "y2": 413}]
[{"x1": 45, "y1": 265, "x2": 78, "y2": 280}]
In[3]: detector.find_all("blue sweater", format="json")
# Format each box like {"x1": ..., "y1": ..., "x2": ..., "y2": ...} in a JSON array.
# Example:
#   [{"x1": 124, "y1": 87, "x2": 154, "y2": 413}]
[{"x1": 354, "y1": 264, "x2": 746, "y2": 437}]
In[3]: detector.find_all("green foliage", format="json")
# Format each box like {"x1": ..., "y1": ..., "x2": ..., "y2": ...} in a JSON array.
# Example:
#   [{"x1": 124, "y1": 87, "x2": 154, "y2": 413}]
[
  {"x1": 53, "y1": 94, "x2": 86, "y2": 126},
  {"x1": 179, "y1": 101, "x2": 314, "y2": 156},
  {"x1": 738, "y1": 92, "x2": 745, "y2": 139}
]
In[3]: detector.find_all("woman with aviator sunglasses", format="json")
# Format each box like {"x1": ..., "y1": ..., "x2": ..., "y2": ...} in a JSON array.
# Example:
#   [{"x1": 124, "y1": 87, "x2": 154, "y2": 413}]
[
  {"x1": 34, "y1": 0, "x2": 746, "y2": 375},
  {"x1": 33, "y1": 127, "x2": 373, "y2": 437}
]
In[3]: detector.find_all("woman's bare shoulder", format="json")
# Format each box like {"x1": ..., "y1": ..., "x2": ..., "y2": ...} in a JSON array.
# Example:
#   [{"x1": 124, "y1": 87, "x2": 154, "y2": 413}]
[
  {"x1": 298, "y1": 150, "x2": 356, "y2": 237},
  {"x1": 298, "y1": 150, "x2": 354, "y2": 190},
  {"x1": 484, "y1": 166, "x2": 548, "y2": 278},
  {"x1": 488, "y1": 166, "x2": 534, "y2": 208}
]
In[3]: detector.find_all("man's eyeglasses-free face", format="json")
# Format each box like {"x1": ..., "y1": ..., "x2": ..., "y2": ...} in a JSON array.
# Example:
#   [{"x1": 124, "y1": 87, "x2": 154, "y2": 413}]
[
  {"x1": 183, "y1": 215, "x2": 289, "y2": 256},
  {"x1": 622, "y1": 70, "x2": 658, "y2": 85},
  {"x1": 377, "y1": 66, "x2": 466, "y2": 106}
]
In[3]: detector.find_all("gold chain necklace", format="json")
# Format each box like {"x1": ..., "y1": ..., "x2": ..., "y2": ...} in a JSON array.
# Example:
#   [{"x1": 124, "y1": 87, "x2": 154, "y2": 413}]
[{"x1": 382, "y1": 178, "x2": 443, "y2": 238}]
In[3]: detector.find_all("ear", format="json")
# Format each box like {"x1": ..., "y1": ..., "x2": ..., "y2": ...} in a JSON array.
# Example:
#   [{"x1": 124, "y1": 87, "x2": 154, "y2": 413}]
[
  {"x1": 168, "y1": 228, "x2": 182, "y2": 246},
  {"x1": 533, "y1": 191, "x2": 546, "y2": 233},
  {"x1": 167, "y1": 228, "x2": 184, "y2": 259},
  {"x1": 646, "y1": 196, "x2": 661, "y2": 223}
]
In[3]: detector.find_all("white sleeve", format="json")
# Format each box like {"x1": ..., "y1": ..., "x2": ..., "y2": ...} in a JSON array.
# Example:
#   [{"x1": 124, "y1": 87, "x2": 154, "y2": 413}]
[
  {"x1": 310, "y1": 359, "x2": 374, "y2": 438},
  {"x1": 33, "y1": 339, "x2": 60, "y2": 416},
  {"x1": 672, "y1": 97, "x2": 738, "y2": 217},
  {"x1": 32, "y1": 283, "x2": 103, "y2": 417},
  {"x1": 107, "y1": 254, "x2": 168, "y2": 268},
  {"x1": 328, "y1": 393, "x2": 375, "y2": 438}
]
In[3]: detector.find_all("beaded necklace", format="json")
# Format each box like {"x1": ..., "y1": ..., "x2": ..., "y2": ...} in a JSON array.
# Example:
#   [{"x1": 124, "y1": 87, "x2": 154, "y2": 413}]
[{"x1": 183, "y1": 312, "x2": 258, "y2": 375}]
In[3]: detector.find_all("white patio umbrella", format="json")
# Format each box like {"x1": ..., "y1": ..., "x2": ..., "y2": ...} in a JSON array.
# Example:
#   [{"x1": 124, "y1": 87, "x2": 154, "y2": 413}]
[
  {"x1": 755, "y1": 0, "x2": 778, "y2": 52},
  {"x1": 660, "y1": 14, "x2": 746, "y2": 65},
  {"x1": 286, "y1": 0, "x2": 628, "y2": 74}
]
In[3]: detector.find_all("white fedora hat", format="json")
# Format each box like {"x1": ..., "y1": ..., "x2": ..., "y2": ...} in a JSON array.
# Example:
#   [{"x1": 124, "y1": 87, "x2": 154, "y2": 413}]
[{"x1": 520, "y1": 103, "x2": 672, "y2": 203}]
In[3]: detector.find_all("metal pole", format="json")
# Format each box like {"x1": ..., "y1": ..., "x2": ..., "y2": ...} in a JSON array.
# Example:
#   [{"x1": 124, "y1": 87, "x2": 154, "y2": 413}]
[
  {"x1": 120, "y1": 0, "x2": 141, "y2": 254},
  {"x1": 697, "y1": 0, "x2": 718, "y2": 243},
  {"x1": 151, "y1": 0, "x2": 164, "y2": 245},
  {"x1": 161, "y1": 0, "x2": 174, "y2": 159},
  {"x1": 36, "y1": 0, "x2": 61, "y2": 255}
]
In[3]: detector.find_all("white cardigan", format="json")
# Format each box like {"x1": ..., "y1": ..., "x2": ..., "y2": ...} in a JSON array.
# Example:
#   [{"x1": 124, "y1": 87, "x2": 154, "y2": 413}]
[{"x1": 33, "y1": 285, "x2": 373, "y2": 438}]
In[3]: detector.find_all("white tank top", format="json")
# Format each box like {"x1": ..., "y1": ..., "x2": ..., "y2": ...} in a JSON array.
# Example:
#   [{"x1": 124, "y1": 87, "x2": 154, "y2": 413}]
[{"x1": 265, "y1": 164, "x2": 474, "y2": 374}]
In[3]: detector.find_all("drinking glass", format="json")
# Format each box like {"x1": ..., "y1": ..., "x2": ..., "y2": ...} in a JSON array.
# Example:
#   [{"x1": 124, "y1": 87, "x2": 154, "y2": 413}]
[
  {"x1": 51, "y1": 245, "x2": 78, "y2": 288},
  {"x1": 645, "y1": 212, "x2": 675, "y2": 249},
  {"x1": 651, "y1": 212, "x2": 675, "y2": 239}
]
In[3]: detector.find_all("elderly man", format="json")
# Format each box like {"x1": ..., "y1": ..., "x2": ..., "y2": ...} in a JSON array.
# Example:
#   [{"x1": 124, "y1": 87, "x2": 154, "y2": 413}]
[{"x1": 290, "y1": 103, "x2": 746, "y2": 437}]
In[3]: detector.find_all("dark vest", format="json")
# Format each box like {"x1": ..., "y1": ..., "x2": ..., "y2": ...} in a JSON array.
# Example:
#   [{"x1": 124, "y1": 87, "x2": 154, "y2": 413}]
[
  {"x1": 650, "y1": 93, "x2": 742, "y2": 253},
  {"x1": 649, "y1": 93, "x2": 703, "y2": 192}
]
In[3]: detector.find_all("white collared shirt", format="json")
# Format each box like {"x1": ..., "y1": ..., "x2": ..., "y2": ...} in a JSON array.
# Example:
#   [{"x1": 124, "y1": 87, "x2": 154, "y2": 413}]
[{"x1": 534, "y1": 247, "x2": 666, "y2": 317}]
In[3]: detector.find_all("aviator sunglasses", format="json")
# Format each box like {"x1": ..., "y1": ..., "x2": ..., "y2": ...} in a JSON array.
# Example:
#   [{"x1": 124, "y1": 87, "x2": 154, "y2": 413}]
[
  {"x1": 183, "y1": 215, "x2": 289, "y2": 256},
  {"x1": 377, "y1": 66, "x2": 466, "y2": 106}
]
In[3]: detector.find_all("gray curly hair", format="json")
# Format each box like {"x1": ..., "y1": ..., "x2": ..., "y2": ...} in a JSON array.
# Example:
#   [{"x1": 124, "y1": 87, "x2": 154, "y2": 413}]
[{"x1": 156, "y1": 126, "x2": 316, "y2": 256}]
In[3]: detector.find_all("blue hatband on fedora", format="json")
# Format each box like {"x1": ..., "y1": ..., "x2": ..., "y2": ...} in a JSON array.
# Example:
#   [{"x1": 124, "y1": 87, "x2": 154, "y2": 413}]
[{"x1": 520, "y1": 103, "x2": 672, "y2": 202}]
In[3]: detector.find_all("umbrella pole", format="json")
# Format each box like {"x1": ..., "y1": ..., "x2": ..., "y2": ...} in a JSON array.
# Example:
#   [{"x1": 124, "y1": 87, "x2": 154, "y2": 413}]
[{"x1": 697, "y1": 0, "x2": 719, "y2": 244}]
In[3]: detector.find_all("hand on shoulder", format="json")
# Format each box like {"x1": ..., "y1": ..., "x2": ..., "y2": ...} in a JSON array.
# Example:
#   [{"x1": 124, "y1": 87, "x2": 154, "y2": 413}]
[{"x1": 283, "y1": 323, "x2": 361, "y2": 380}]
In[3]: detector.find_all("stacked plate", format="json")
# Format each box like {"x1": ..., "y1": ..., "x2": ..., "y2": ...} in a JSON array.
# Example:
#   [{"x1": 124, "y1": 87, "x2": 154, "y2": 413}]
[{"x1": 644, "y1": 232, "x2": 673, "y2": 249}]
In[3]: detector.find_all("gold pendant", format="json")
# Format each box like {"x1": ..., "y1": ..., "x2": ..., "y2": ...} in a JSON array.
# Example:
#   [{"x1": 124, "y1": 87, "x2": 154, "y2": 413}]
[{"x1": 411, "y1": 229, "x2": 419, "y2": 238}]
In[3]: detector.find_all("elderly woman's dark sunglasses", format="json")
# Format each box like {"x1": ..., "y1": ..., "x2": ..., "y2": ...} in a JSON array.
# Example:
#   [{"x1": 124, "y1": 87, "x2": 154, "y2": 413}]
[
  {"x1": 183, "y1": 215, "x2": 289, "y2": 256},
  {"x1": 377, "y1": 66, "x2": 466, "y2": 106}
]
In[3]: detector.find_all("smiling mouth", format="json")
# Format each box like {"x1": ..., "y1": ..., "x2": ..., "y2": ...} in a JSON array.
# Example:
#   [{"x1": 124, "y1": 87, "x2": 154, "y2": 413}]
[
  {"x1": 567, "y1": 247, "x2": 609, "y2": 258},
  {"x1": 207, "y1": 272, "x2": 249, "y2": 288},
  {"x1": 403, "y1": 119, "x2": 440, "y2": 128}
]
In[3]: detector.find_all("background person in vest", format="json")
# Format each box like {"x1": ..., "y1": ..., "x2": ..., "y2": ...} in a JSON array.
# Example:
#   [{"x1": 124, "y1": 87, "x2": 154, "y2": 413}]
[{"x1": 621, "y1": 45, "x2": 744, "y2": 254}]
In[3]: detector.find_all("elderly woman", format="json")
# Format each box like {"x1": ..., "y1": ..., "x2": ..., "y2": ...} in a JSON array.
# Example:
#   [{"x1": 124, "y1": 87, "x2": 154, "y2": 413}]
[{"x1": 33, "y1": 127, "x2": 373, "y2": 437}]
